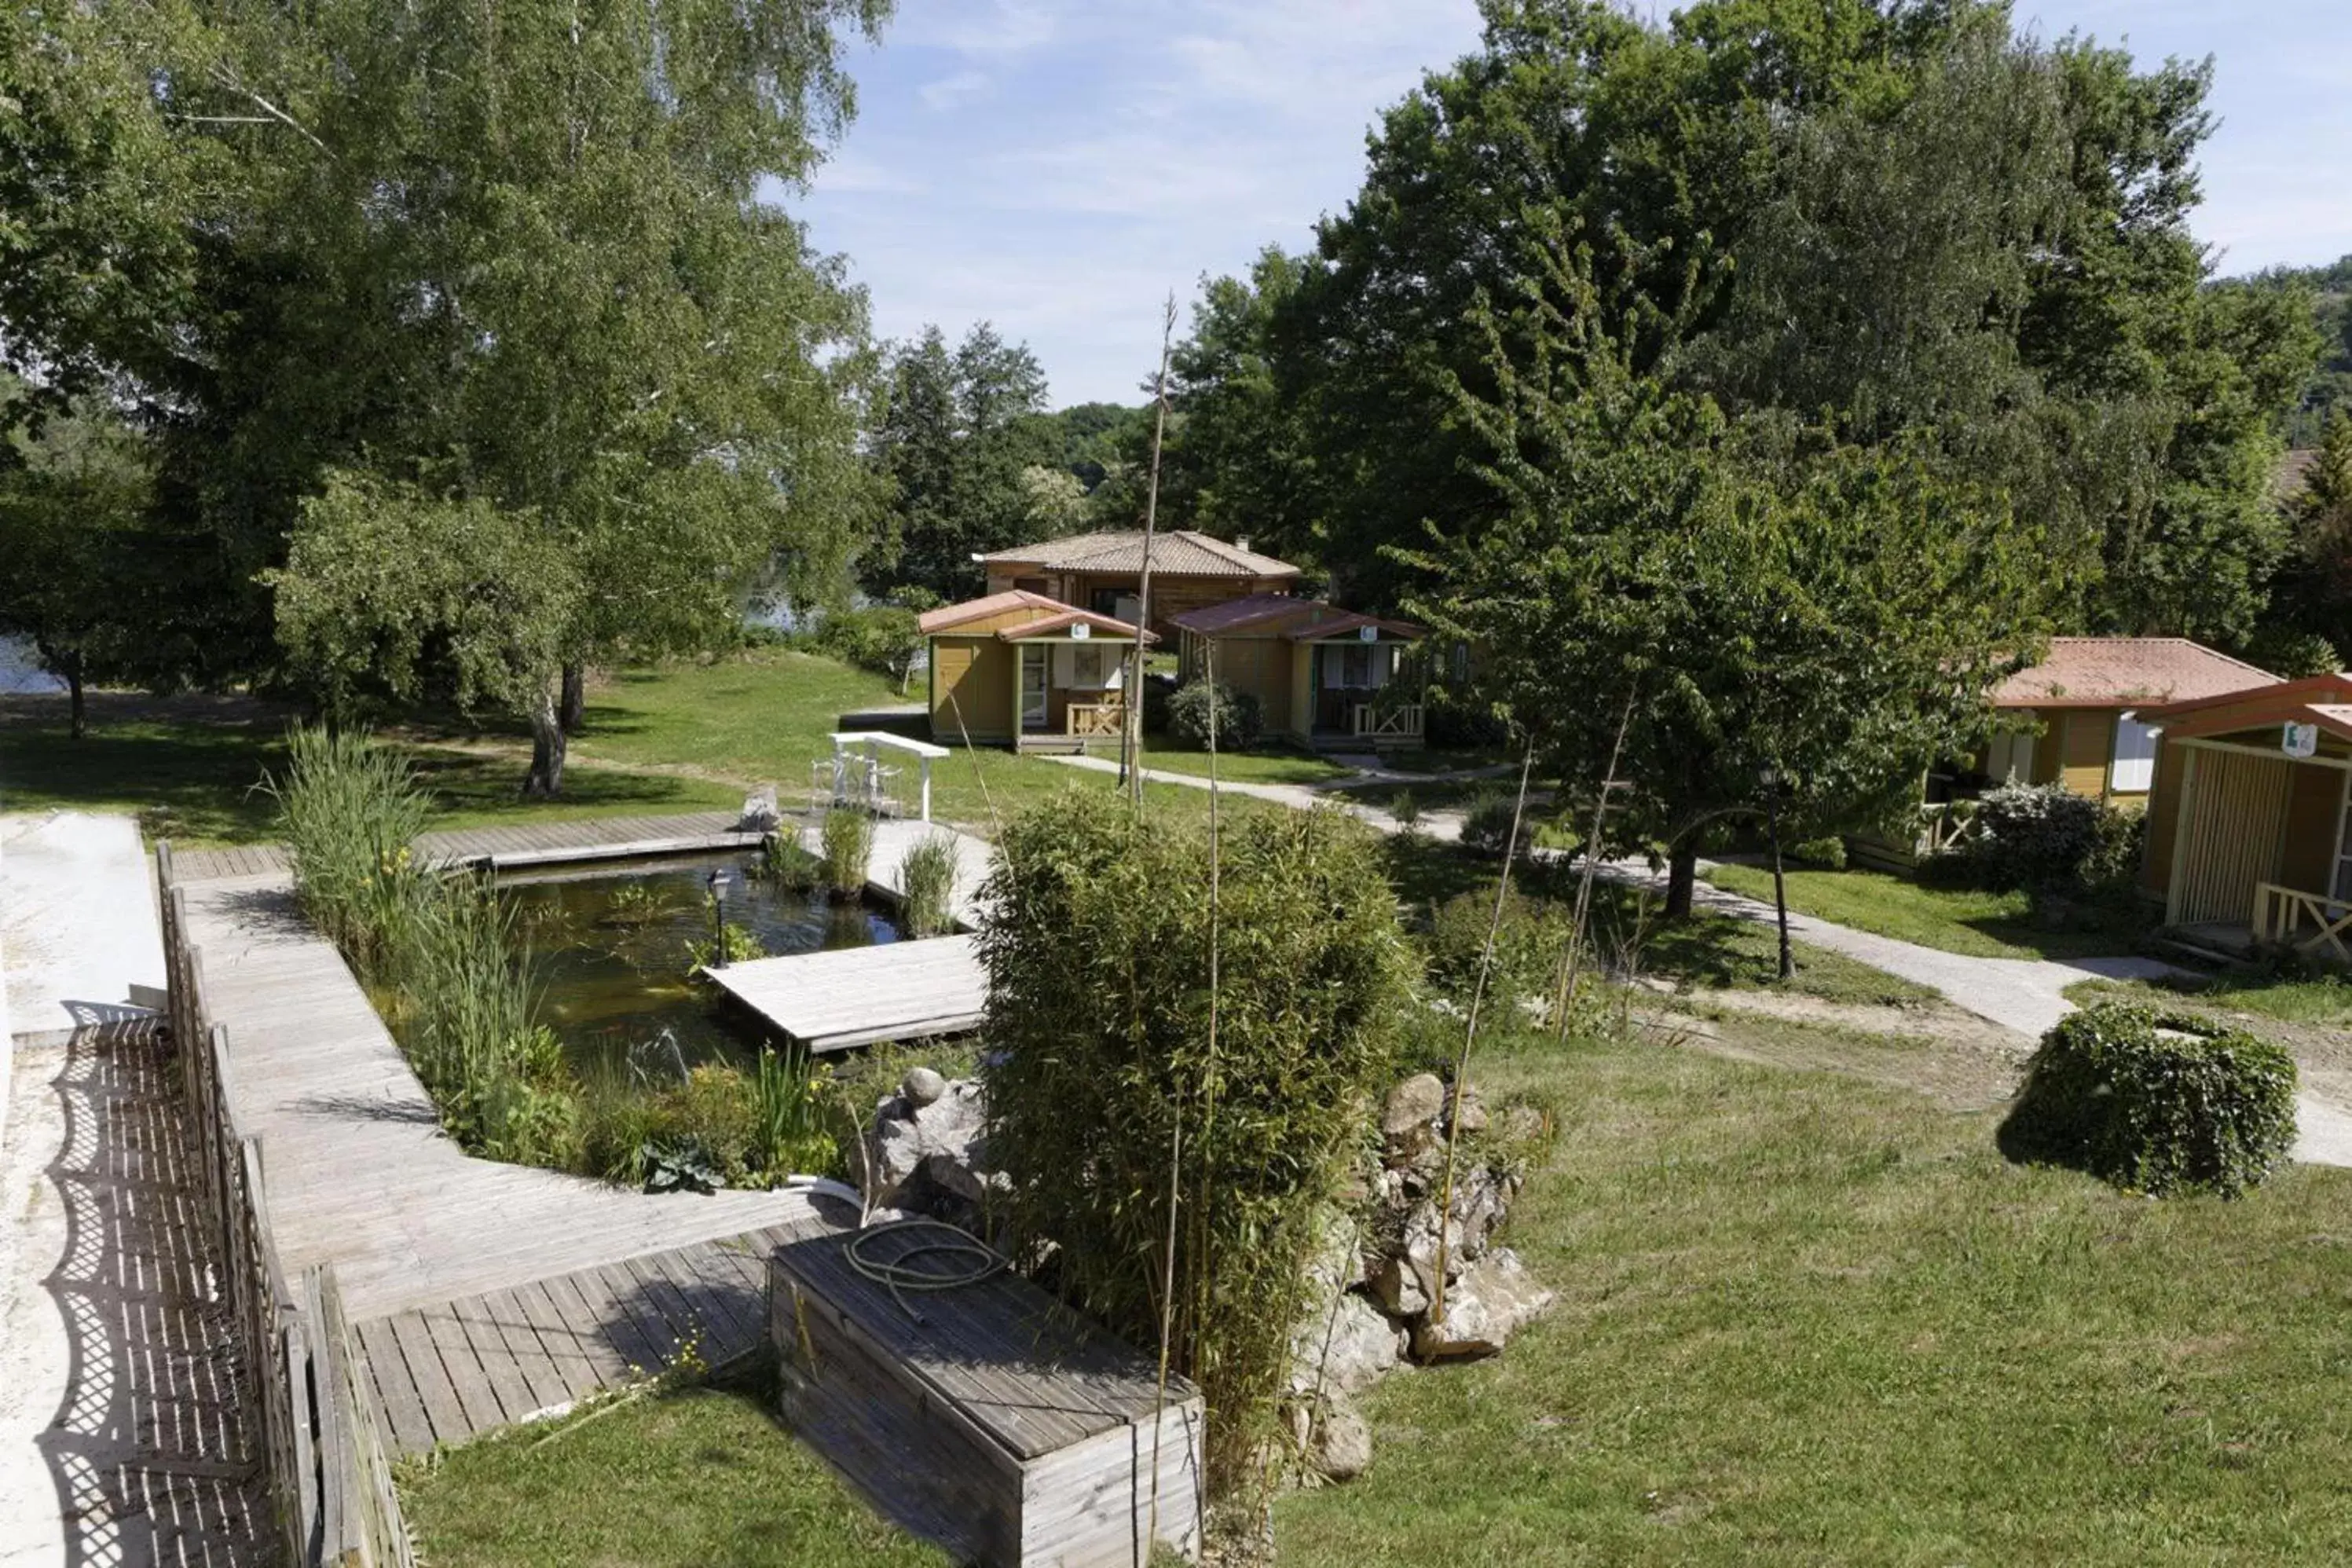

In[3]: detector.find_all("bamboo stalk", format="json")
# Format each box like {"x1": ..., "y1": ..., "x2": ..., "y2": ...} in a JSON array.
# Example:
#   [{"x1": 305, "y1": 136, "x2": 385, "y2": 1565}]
[{"x1": 1123, "y1": 295, "x2": 1178, "y2": 807}]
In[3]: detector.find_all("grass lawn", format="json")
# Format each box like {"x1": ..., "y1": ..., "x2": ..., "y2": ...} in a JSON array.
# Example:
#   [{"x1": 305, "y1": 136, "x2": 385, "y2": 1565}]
[
  {"x1": 1704, "y1": 861, "x2": 2143, "y2": 961},
  {"x1": 2067, "y1": 971, "x2": 2352, "y2": 1031},
  {"x1": 1140, "y1": 738, "x2": 1357, "y2": 786},
  {"x1": 397, "y1": 1372, "x2": 947, "y2": 1568},
  {"x1": 0, "y1": 699, "x2": 738, "y2": 844},
  {"x1": 1276, "y1": 1031, "x2": 2352, "y2": 1565}
]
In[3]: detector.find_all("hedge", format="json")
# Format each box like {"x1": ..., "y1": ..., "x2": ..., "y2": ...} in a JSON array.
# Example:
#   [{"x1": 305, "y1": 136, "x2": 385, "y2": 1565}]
[{"x1": 1998, "y1": 1002, "x2": 2298, "y2": 1198}]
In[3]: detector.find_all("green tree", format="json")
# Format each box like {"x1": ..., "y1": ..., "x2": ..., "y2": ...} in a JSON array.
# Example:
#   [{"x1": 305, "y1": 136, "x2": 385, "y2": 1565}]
[
  {"x1": 863, "y1": 322, "x2": 1056, "y2": 598},
  {"x1": 0, "y1": 393, "x2": 156, "y2": 736},
  {"x1": 1409, "y1": 235, "x2": 2055, "y2": 916},
  {"x1": 1167, "y1": 247, "x2": 1320, "y2": 565},
  {"x1": 2263, "y1": 414, "x2": 2352, "y2": 670},
  {"x1": 268, "y1": 472, "x2": 581, "y2": 789}
]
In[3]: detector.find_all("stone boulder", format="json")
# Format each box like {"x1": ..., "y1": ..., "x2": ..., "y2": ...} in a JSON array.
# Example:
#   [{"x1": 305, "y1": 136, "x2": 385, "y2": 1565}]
[
  {"x1": 864, "y1": 1075, "x2": 995, "y2": 1214},
  {"x1": 738, "y1": 785, "x2": 782, "y2": 832},
  {"x1": 1291, "y1": 1290, "x2": 1405, "y2": 1396},
  {"x1": 1289, "y1": 1393, "x2": 1373, "y2": 1482},
  {"x1": 1408, "y1": 1248, "x2": 1554, "y2": 1362}
]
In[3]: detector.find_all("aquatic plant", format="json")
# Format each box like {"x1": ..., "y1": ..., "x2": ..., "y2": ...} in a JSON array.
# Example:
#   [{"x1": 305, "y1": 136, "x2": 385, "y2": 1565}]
[
  {"x1": 898, "y1": 833, "x2": 960, "y2": 937},
  {"x1": 820, "y1": 805, "x2": 874, "y2": 899}
]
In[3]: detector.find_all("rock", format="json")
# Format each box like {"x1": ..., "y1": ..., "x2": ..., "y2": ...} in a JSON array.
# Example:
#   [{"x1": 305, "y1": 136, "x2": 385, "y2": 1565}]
[
  {"x1": 901, "y1": 1067, "x2": 947, "y2": 1108},
  {"x1": 1368, "y1": 1252, "x2": 1430, "y2": 1317},
  {"x1": 1498, "y1": 1104, "x2": 1548, "y2": 1145},
  {"x1": 1382, "y1": 1074, "x2": 1445, "y2": 1138},
  {"x1": 738, "y1": 786, "x2": 782, "y2": 831},
  {"x1": 1409, "y1": 1248, "x2": 1554, "y2": 1362},
  {"x1": 1306, "y1": 1394, "x2": 1372, "y2": 1482},
  {"x1": 1451, "y1": 1086, "x2": 1489, "y2": 1136},
  {"x1": 865, "y1": 1077, "x2": 991, "y2": 1211},
  {"x1": 1292, "y1": 1291, "x2": 1405, "y2": 1395}
]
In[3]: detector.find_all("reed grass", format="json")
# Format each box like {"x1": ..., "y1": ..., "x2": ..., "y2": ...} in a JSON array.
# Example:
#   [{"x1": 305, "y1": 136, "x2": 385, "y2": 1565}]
[
  {"x1": 897, "y1": 833, "x2": 959, "y2": 936},
  {"x1": 262, "y1": 724, "x2": 434, "y2": 966},
  {"x1": 820, "y1": 806, "x2": 874, "y2": 899}
]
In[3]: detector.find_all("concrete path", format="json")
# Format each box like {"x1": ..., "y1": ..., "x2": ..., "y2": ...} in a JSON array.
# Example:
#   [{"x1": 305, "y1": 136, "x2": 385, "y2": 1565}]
[
  {"x1": 2, "y1": 811, "x2": 165, "y2": 1044},
  {"x1": 1038, "y1": 753, "x2": 1464, "y2": 841}
]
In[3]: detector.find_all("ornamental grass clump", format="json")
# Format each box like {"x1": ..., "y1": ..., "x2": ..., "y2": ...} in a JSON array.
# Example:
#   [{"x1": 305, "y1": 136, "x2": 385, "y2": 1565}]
[
  {"x1": 264, "y1": 724, "x2": 433, "y2": 965},
  {"x1": 898, "y1": 833, "x2": 959, "y2": 936},
  {"x1": 979, "y1": 789, "x2": 1412, "y2": 1499},
  {"x1": 1998, "y1": 1002, "x2": 2298, "y2": 1198},
  {"x1": 820, "y1": 805, "x2": 874, "y2": 899}
]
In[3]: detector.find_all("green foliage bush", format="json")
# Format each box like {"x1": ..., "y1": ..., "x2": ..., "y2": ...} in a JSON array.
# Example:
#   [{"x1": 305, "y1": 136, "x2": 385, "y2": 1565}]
[
  {"x1": 1459, "y1": 787, "x2": 1528, "y2": 857},
  {"x1": 898, "y1": 833, "x2": 960, "y2": 936},
  {"x1": 1999, "y1": 1002, "x2": 2299, "y2": 1198},
  {"x1": 683, "y1": 921, "x2": 766, "y2": 973},
  {"x1": 1423, "y1": 885, "x2": 1570, "y2": 1006},
  {"x1": 980, "y1": 792, "x2": 1410, "y2": 1497},
  {"x1": 1789, "y1": 834, "x2": 1847, "y2": 870},
  {"x1": 1964, "y1": 782, "x2": 2106, "y2": 890},
  {"x1": 813, "y1": 603, "x2": 925, "y2": 690},
  {"x1": 265, "y1": 724, "x2": 433, "y2": 965},
  {"x1": 578, "y1": 1052, "x2": 837, "y2": 1191},
  {"x1": 1167, "y1": 679, "x2": 1262, "y2": 752},
  {"x1": 757, "y1": 832, "x2": 822, "y2": 892},
  {"x1": 820, "y1": 805, "x2": 874, "y2": 898}
]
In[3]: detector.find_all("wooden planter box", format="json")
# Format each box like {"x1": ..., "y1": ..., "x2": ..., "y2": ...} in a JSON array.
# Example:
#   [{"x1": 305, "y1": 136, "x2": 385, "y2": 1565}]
[{"x1": 771, "y1": 1229, "x2": 1203, "y2": 1567}]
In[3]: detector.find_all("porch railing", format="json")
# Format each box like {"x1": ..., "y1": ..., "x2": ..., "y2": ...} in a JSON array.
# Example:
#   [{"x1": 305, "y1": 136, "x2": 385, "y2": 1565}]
[
  {"x1": 1919, "y1": 801, "x2": 1982, "y2": 857},
  {"x1": 1067, "y1": 702, "x2": 1125, "y2": 738},
  {"x1": 1350, "y1": 702, "x2": 1423, "y2": 740},
  {"x1": 2252, "y1": 881, "x2": 2352, "y2": 964}
]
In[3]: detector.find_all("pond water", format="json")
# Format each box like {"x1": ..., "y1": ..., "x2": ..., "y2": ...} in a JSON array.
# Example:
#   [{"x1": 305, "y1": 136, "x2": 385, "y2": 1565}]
[{"x1": 501, "y1": 851, "x2": 902, "y2": 1074}]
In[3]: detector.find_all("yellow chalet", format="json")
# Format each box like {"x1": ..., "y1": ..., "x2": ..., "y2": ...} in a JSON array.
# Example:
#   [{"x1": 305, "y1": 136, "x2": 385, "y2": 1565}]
[
  {"x1": 2137, "y1": 672, "x2": 2352, "y2": 962},
  {"x1": 1167, "y1": 594, "x2": 1425, "y2": 751},
  {"x1": 973, "y1": 530, "x2": 1301, "y2": 636},
  {"x1": 1973, "y1": 637, "x2": 2278, "y2": 804},
  {"x1": 919, "y1": 591, "x2": 1152, "y2": 754}
]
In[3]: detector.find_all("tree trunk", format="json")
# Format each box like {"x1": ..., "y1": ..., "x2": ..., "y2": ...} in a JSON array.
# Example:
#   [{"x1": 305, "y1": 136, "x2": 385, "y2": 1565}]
[
  {"x1": 1665, "y1": 841, "x2": 1698, "y2": 920},
  {"x1": 67, "y1": 665, "x2": 86, "y2": 740},
  {"x1": 524, "y1": 691, "x2": 567, "y2": 798},
  {"x1": 559, "y1": 661, "x2": 587, "y2": 734}
]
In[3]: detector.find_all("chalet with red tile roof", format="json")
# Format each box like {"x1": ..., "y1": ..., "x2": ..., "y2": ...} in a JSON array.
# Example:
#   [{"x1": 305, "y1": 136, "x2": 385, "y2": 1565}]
[
  {"x1": 918, "y1": 591, "x2": 1152, "y2": 753},
  {"x1": 974, "y1": 530, "x2": 1301, "y2": 636}
]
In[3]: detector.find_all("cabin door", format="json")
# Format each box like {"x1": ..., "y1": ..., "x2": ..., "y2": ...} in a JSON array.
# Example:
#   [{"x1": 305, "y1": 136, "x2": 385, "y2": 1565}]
[{"x1": 1019, "y1": 646, "x2": 1049, "y2": 731}]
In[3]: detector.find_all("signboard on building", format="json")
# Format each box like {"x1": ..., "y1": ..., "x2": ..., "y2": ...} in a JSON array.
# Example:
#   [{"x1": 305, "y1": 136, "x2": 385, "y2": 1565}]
[{"x1": 2284, "y1": 721, "x2": 2319, "y2": 760}]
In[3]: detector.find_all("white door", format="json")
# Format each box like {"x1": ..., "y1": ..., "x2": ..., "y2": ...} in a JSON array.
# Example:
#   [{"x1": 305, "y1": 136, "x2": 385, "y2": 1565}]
[{"x1": 1020, "y1": 646, "x2": 1047, "y2": 730}]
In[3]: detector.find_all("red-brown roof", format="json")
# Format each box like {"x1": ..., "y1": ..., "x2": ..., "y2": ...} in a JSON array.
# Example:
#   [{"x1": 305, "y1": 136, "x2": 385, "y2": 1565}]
[
  {"x1": 917, "y1": 589, "x2": 1069, "y2": 635},
  {"x1": 2139, "y1": 672, "x2": 2352, "y2": 745},
  {"x1": 976, "y1": 529, "x2": 1301, "y2": 580},
  {"x1": 1168, "y1": 593, "x2": 1420, "y2": 641},
  {"x1": 996, "y1": 608, "x2": 1152, "y2": 643},
  {"x1": 1992, "y1": 638, "x2": 2277, "y2": 709}
]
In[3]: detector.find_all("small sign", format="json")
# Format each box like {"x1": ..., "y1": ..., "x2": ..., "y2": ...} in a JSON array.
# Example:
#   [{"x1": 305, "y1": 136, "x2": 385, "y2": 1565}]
[
  {"x1": 2284, "y1": 721, "x2": 2318, "y2": 759},
  {"x1": 1070, "y1": 623, "x2": 1090, "y2": 640},
  {"x1": 1358, "y1": 624, "x2": 1378, "y2": 643}
]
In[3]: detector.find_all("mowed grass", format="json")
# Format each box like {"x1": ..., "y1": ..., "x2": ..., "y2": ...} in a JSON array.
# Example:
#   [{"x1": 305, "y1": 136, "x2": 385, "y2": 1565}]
[
  {"x1": 1277, "y1": 1033, "x2": 2352, "y2": 1566},
  {"x1": 0, "y1": 700, "x2": 738, "y2": 844},
  {"x1": 397, "y1": 1373, "x2": 948, "y2": 1568},
  {"x1": 1704, "y1": 861, "x2": 2143, "y2": 961},
  {"x1": 1140, "y1": 738, "x2": 1357, "y2": 785},
  {"x1": 2068, "y1": 972, "x2": 2352, "y2": 1031}
]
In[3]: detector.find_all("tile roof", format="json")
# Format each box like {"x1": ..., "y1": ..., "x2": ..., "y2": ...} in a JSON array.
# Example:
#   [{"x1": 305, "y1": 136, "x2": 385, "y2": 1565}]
[
  {"x1": 1167, "y1": 594, "x2": 1422, "y2": 640},
  {"x1": 976, "y1": 529, "x2": 1302, "y2": 580},
  {"x1": 996, "y1": 609, "x2": 1153, "y2": 642},
  {"x1": 1992, "y1": 638, "x2": 2278, "y2": 709},
  {"x1": 917, "y1": 589, "x2": 1072, "y2": 635}
]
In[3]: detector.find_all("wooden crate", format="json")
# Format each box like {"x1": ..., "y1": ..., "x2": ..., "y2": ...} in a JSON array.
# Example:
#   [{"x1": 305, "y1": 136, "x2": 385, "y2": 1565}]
[{"x1": 771, "y1": 1230, "x2": 1203, "y2": 1566}]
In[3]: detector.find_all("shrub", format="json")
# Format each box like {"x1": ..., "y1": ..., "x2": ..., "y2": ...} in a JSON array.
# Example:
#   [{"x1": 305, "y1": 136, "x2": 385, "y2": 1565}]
[
  {"x1": 1423, "y1": 885, "x2": 1570, "y2": 1006},
  {"x1": 264, "y1": 724, "x2": 434, "y2": 965},
  {"x1": 1965, "y1": 782, "x2": 2105, "y2": 891},
  {"x1": 980, "y1": 793, "x2": 1411, "y2": 1498},
  {"x1": 1423, "y1": 683, "x2": 1508, "y2": 749},
  {"x1": 898, "y1": 833, "x2": 960, "y2": 937},
  {"x1": 1998, "y1": 1002, "x2": 2298, "y2": 1198},
  {"x1": 1788, "y1": 834, "x2": 1847, "y2": 870},
  {"x1": 1459, "y1": 788, "x2": 1526, "y2": 858},
  {"x1": 1385, "y1": 788, "x2": 1421, "y2": 830},
  {"x1": 1167, "y1": 679, "x2": 1262, "y2": 752},
  {"x1": 815, "y1": 603, "x2": 925, "y2": 691},
  {"x1": 820, "y1": 805, "x2": 874, "y2": 899}
]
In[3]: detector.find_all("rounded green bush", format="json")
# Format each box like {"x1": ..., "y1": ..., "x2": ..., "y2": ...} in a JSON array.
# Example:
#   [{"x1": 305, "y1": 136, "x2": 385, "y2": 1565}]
[
  {"x1": 1998, "y1": 1002, "x2": 2298, "y2": 1198},
  {"x1": 1167, "y1": 679, "x2": 1262, "y2": 751}
]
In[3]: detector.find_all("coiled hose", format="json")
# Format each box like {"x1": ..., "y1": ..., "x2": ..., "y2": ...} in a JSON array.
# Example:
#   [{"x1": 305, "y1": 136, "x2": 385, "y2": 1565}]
[{"x1": 844, "y1": 1218, "x2": 1006, "y2": 1322}]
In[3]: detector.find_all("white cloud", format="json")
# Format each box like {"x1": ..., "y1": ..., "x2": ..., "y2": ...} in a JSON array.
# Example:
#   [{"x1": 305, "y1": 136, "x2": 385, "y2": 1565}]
[{"x1": 918, "y1": 69, "x2": 991, "y2": 112}]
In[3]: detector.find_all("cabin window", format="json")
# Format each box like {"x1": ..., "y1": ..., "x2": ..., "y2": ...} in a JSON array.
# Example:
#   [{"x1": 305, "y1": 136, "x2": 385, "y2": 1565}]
[
  {"x1": 1014, "y1": 577, "x2": 1047, "y2": 594},
  {"x1": 1072, "y1": 644, "x2": 1105, "y2": 687},
  {"x1": 2109, "y1": 718, "x2": 2158, "y2": 793}
]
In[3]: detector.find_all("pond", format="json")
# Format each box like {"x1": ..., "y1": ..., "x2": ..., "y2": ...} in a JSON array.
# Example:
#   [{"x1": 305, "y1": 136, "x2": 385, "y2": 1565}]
[{"x1": 501, "y1": 851, "x2": 903, "y2": 1075}]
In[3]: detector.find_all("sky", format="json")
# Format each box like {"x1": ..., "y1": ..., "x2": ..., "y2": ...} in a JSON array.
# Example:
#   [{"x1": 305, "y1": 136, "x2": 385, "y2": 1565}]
[{"x1": 788, "y1": 0, "x2": 2352, "y2": 408}]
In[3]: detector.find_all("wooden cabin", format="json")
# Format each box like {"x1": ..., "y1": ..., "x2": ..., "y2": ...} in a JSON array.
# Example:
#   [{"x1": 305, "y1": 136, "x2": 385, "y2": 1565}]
[
  {"x1": 1168, "y1": 594, "x2": 1425, "y2": 751},
  {"x1": 974, "y1": 530, "x2": 1300, "y2": 637},
  {"x1": 1850, "y1": 637, "x2": 2279, "y2": 871},
  {"x1": 919, "y1": 592, "x2": 1152, "y2": 754},
  {"x1": 2138, "y1": 673, "x2": 2352, "y2": 963}
]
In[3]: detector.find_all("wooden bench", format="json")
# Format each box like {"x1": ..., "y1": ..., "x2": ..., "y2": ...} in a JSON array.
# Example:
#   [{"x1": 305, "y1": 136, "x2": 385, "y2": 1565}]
[{"x1": 770, "y1": 1228, "x2": 1203, "y2": 1566}]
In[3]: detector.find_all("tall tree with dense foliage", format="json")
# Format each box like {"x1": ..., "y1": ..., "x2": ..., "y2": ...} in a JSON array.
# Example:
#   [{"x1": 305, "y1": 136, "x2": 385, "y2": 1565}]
[
  {"x1": 0, "y1": 390, "x2": 156, "y2": 736},
  {"x1": 863, "y1": 323, "x2": 1056, "y2": 599},
  {"x1": 1165, "y1": 247, "x2": 1321, "y2": 565},
  {"x1": 1411, "y1": 233, "x2": 2055, "y2": 915},
  {"x1": 1199, "y1": 0, "x2": 2313, "y2": 632}
]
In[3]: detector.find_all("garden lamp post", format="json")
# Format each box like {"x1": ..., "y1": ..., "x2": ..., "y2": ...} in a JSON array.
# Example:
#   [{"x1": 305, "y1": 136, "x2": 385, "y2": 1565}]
[
  {"x1": 707, "y1": 866, "x2": 730, "y2": 970},
  {"x1": 1760, "y1": 764, "x2": 1795, "y2": 982}
]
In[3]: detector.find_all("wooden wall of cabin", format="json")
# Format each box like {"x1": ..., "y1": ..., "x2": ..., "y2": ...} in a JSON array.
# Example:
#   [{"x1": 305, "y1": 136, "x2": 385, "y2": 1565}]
[
  {"x1": 2139, "y1": 737, "x2": 2191, "y2": 898},
  {"x1": 2280, "y1": 762, "x2": 2347, "y2": 896},
  {"x1": 1201, "y1": 636, "x2": 1295, "y2": 737},
  {"x1": 2060, "y1": 711, "x2": 2117, "y2": 798},
  {"x1": 929, "y1": 636, "x2": 1016, "y2": 742}
]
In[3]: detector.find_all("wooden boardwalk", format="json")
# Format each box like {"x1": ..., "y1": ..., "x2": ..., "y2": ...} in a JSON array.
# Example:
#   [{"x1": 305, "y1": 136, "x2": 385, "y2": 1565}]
[
  {"x1": 706, "y1": 936, "x2": 988, "y2": 1053},
  {"x1": 170, "y1": 809, "x2": 762, "y2": 883},
  {"x1": 173, "y1": 866, "x2": 858, "y2": 1455}
]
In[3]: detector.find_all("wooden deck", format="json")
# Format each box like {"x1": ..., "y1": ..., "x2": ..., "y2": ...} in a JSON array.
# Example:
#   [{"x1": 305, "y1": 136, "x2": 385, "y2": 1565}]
[
  {"x1": 705, "y1": 934, "x2": 988, "y2": 1053},
  {"x1": 173, "y1": 866, "x2": 859, "y2": 1456},
  {"x1": 821, "y1": 815, "x2": 997, "y2": 929},
  {"x1": 170, "y1": 809, "x2": 762, "y2": 883}
]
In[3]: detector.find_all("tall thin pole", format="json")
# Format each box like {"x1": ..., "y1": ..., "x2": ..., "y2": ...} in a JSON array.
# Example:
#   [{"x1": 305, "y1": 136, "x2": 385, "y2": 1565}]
[
  {"x1": 1124, "y1": 293, "x2": 1178, "y2": 807},
  {"x1": 1765, "y1": 768, "x2": 1795, "y2": 981}
]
